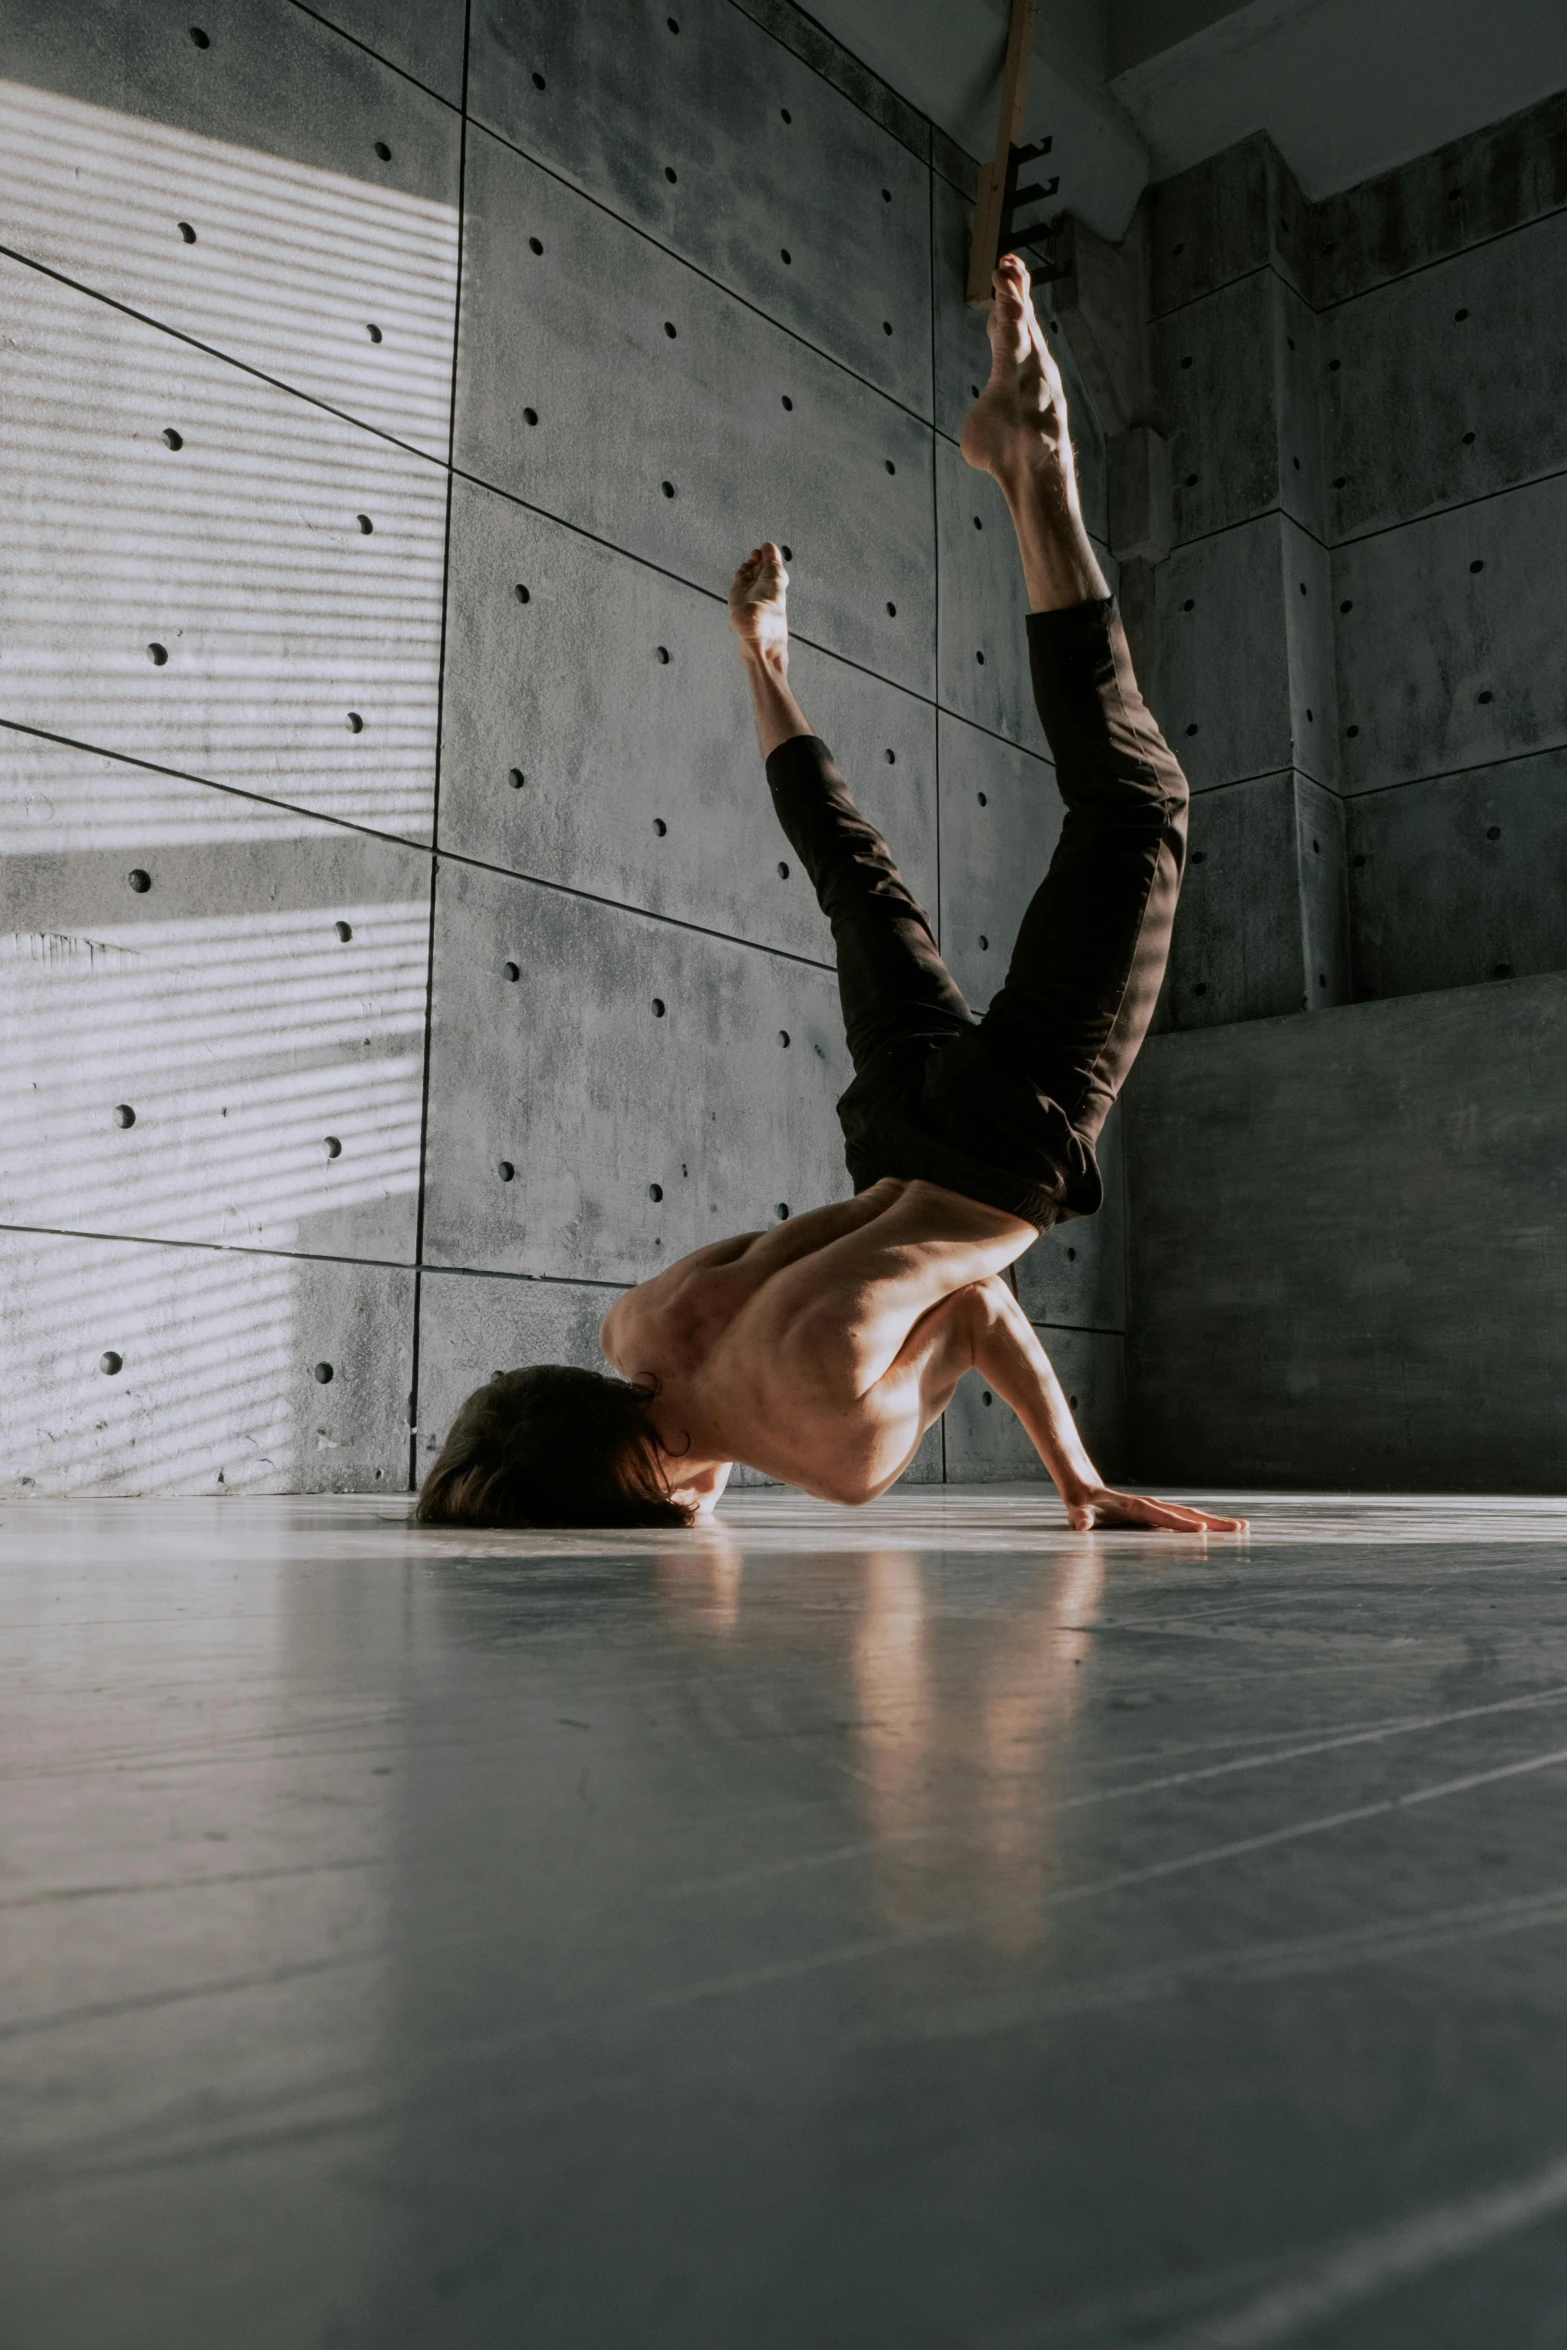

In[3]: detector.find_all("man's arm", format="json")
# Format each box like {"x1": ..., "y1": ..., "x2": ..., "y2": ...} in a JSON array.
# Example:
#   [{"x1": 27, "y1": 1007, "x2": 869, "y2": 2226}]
[{"x1": 964, "y1": 1280, "x2": 1247, "y2": 1534}]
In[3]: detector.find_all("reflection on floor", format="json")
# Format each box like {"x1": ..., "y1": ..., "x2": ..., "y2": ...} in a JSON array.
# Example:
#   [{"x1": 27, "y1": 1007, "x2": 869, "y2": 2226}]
[{"x1": 6, "y1": 1487, "x2": 1567, "y2": 2349}]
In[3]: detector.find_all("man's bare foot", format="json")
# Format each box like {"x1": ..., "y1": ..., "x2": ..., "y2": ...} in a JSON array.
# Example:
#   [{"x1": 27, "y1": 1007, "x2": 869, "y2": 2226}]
[
  {"x1": 959, "y1": 254, "x2": 1073, "y2": 490},
  {"x1": 731, "y1": 542, "x2": 812, "y2": 754},
  {"x1": 729, "y1": 542, "x2": 790, "y2": 666}
]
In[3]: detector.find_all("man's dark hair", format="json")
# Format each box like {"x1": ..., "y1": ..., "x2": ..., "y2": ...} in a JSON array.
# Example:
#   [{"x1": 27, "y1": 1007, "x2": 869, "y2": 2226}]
[{"x1": 415, "y1": 1364, "x2": 695, "y2": 1529}]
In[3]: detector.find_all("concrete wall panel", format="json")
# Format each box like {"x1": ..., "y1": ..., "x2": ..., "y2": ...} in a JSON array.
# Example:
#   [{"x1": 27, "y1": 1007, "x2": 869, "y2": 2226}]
[
  {"x1": 0, "y1": 736, "x2": 429, "y2": 1258},
  {"x1": 935, "y1": 440, "x2": 1046, "y2": 754},
  {"x1": 731, "y1": 0, "x2": 932, "y2": 166},
  {"x1": 455, "y1": 127, "x2": 935, "y2": 697},
  {"x1": 1296, "y1": 774, "x2": 1351, "y2": 1009},
  {"x1": 1347, "y1": 750, "x2": 1567, "y2": 999},
  {"x1": 1153, "y1": 271, "x2": 1280, "y2": 545},
  {"x1": 1275, "y1": 278, "x2": 1327, "y2": 541},
  {"x1": 468, "y1": 0, "x2": 932, "y2": 414},
  {"x1": 944, "y1": 1329, "x2": 1127, "y2": 1484},
  {"x1": 1153, "y1": 518, "x2": 1293, "y2": 791},
  {"x1": 1310, "y1": 89, "x2": 1567, "y2": 308},
  {"x1": 306, "y1": 0, "x2": 468, "y2": 104},
  {"x1": 422, "y1": 860, "x2": 852, "y2": 1284},
  {"x1": 0, "y1": 0, "x2": 461, "y2": 457},
  {"x1": 437, "y1": 477, "x2": 936, "y2": 949},
  {"x1": 1157, "y1": 770, "x2": 1349, "y2": 1030},
  {"x1": 1282, "y1": 515, "x2": 1339, "y2": 788},
  {"x1": 0, "y1": 257, "x2": 446, "y2": 839},
  {"x1": 1125, "y1": 974, "x2": 1567, "y2": 1489},
  {"x1": 1332, "y1": 474, "x2": 1567, "y2": 796},
  {"x1": 1158, "y1": 770, "x2": 1311, "y2": 1028},
  {"x1": 0, "y1": 1230, "x2": 413, "y2": 1495},
  {"x1": 931, "y1": 170, "x2": 992, "y2": 446},
  {"x1": 936, "y1": 712, "x2": 1059, "y2": 1009},
  {"x1": 1324, "y1": 212, "x2": 1567, "y2": 540},
  {"x1": 1148, "y1": 135, "x2": 1310, "y2": 319},
  {"x1": 1155, "y1": 274, "x2": 1328, "y2": 551}
]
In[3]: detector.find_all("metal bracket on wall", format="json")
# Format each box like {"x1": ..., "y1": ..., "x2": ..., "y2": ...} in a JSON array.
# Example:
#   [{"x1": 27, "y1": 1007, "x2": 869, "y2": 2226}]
[{"x1": 997, "y1": 137, "x2": 1065, "y2": 283}]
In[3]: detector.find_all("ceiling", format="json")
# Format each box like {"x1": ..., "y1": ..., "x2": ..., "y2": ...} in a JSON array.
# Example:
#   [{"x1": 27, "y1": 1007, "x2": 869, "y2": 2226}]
[{"x1": 805, "y1": 0, "x2": 1567, "y2": 239}]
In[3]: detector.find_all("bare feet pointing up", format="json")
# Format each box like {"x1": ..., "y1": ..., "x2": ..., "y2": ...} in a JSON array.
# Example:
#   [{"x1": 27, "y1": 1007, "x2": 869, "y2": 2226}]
[
  {"x1": 728, "y1": 541, "x2": 791, "y2": 664},
  {"x1": 959, "y1": 253, "x2": 1074, "y2": 489},
  {"x1": 730, "y1": 541, "x2": 813, "y2": 758},
  {"x1": 960, "y1": 254, "x2": 1108, "y2": 613}
]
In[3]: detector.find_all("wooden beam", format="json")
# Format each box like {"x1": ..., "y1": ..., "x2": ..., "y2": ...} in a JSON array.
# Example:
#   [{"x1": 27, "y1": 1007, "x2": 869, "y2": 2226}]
[{"x1": 965, "y1": 0, "x2": 1040, "y2": 307}]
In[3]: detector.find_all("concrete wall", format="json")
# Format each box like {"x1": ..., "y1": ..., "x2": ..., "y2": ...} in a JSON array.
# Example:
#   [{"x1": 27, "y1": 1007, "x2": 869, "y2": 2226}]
[
  {"x1": 0, "y1": 0, "x2": 1124, "y2": 1494},
  {"x1": 1124, "y1": 90, "x2": 1567, "y2": 1487},
  {"x1": 1125, "y1": 973, "x2": 1567, "y2": 1490},
  {"x1": 1146, "y1": 91, "x2": 1567, "y2": 1025}
]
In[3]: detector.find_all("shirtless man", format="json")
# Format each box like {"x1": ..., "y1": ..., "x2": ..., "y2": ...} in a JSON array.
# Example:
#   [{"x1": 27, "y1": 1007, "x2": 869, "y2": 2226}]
[{"x1": 418, "y1": 256, "x2": 1243, "y2": 1537}]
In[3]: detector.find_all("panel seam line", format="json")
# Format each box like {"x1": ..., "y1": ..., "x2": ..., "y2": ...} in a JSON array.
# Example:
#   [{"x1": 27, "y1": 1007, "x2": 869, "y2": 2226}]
[{"x1": 407, "y1": 0, "x2": 473, "y2": 1489}]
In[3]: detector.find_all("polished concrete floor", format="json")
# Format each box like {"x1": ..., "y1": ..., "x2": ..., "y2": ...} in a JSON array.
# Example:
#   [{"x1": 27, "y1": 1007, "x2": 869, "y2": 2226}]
[{"x1": 7, "y1": 1489, "x2": 1567, "y2": 2349}]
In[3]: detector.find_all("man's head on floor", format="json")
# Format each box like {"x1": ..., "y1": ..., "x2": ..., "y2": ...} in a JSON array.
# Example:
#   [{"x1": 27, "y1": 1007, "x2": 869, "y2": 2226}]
[{"x1": 416, "y1": 1365, "x2": 703, "y2": 1530}]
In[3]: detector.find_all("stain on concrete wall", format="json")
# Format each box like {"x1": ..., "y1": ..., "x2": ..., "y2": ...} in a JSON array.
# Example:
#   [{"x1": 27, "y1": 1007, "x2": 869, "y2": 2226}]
[{"x1": 0, "y1": 0, "x2": 1117, "y2": 1493}]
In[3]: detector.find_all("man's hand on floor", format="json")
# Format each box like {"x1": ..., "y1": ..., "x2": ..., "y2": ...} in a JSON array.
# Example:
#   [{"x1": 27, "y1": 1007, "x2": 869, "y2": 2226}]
[{"x1": 1066, "y1": 1487, "x2": 1248, "y2": 1534}]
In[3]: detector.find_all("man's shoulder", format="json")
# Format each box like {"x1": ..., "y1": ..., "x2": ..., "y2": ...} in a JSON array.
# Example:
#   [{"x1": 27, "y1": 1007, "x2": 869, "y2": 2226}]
[{"x1": 610, "y1": 1240, "x2": 766, "y2": 1376}]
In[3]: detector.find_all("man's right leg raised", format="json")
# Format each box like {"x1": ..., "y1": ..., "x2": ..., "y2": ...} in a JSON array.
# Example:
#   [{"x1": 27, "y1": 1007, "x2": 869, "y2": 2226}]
[{"x1": 959, "y1": 259, "x2": 1188, "y2": 1154}]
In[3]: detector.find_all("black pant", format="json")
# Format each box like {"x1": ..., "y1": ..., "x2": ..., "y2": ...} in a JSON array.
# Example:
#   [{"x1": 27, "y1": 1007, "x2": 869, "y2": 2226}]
[{"x1": 764, "y1": 597, "x2": 1188, "y2": 1231}]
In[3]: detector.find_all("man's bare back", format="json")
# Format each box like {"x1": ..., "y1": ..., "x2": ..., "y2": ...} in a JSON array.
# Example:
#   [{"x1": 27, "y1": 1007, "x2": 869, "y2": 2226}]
[
  {"x1": 603, "y1": 1176, "x2": 1027, "y2": 1500},
  {"x1": 602, "y1": 1173, "x2": 1239, "y2": 1533}
]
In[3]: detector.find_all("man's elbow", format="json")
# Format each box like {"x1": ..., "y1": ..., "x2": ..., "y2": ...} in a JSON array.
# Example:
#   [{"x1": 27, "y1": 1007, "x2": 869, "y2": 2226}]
[
  {"x1": 963, "y1": 1276, "x2": 1029, "y2": 1373},
  {"x1": 959, "y1": 1274, "x2": 1012, "y2": 1342}
]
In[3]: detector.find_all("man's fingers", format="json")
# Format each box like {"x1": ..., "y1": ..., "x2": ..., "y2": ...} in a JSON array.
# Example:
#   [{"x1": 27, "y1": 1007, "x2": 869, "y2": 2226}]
[
  {"x1": 1156, "y1": 1500, "x2": 1247, "y2": 1532},
  {"x1": 1073, "y1": 1489, "x2": 1249, "y2": 1535},
  {"x1": 1137, "y1": 1497, "x2": 1249, "y2": 1534},
  {"x1": 1138, "y1": 1499, "x2": 1210, "y2": 1533}
]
